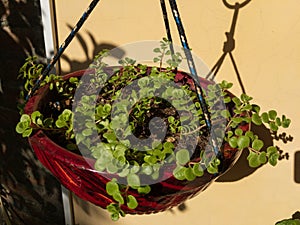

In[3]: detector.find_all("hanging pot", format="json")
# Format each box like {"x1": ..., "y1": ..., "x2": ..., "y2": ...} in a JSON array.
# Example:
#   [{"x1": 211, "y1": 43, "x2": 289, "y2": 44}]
[{"x1": 24, "y1": 68, "x2": 243, "y2": 215}]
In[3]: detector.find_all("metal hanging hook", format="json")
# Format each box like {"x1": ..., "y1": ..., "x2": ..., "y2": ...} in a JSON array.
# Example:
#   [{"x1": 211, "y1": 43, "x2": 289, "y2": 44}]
[{"x1": 222, "y1": 0, "x2": 251, "y2": 9}]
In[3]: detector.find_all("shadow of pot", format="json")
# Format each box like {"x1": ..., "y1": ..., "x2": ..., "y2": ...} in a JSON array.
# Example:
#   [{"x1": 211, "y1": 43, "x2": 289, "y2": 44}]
[{"x1": 216, "y1": 123, "x2": 273, "y2": 182}]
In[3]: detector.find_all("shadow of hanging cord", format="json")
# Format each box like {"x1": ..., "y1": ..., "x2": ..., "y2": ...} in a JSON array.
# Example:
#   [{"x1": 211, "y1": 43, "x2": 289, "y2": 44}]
[{"x1": 206, "y1": 0, "x2": 251, "y2": 94}]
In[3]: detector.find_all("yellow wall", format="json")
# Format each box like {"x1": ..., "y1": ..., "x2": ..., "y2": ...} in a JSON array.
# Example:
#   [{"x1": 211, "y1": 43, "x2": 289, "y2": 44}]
[{"x1": 54, "y1": 1, "x2": 300, "y2": 224}]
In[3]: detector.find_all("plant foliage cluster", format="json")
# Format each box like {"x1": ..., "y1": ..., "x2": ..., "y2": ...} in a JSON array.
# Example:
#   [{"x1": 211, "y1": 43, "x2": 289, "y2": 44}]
[{"x1": 16, "y1": 39, "x2": 291, "y2": 220}]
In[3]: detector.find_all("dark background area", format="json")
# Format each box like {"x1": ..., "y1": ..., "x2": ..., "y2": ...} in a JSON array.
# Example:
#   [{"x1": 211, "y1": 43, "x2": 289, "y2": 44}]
[{"x1": 0, "y1": 1, "x2": 64, "y2": 224}]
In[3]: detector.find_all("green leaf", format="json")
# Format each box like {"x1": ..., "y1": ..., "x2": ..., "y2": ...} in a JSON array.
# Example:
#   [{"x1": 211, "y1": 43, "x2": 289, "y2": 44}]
[
  {"x1": 268, "y1": 152, "x2": 279, "y2": 166},
  {"x1": 22, "y1": 128, "x2": 33, "y2": 137},
  {"x1": 151, "y1": 171, "x2": 160, "y2": 180},
  {"x1": 173, "y1": 166, "x2": 186, "y2": 180},
  {"x1": 227, "y1": 131, "x2": 234, "y2": 138},
  {"x1": 252, "y1": 139, "x2": 264, "y2": 151},
  {"x1": 221, "y1": 109, "x2": 231, "y2": 118},
  {"x1": 176, "y1": 149, "x2": 190, "y2": 165},
  {"x1": 266, "y1": 146, "x2": 279, "y2": 166},
  {"x1": 144, "y1": 155, "x2": 157, "y2": 165},
  {"x1": 103, "y1": 132, "x2": 117, "y2": 142},
  {"x1": 127, "y1": 195, "x2": 138, "y2": 209},
  {"x1": 242, "y1": 104, "x2": 252, "y2": 111},
  {"x1": 261, "y1": 112, "x2": 269, "y2": 123},
  {"x1": 220, "y1": 80, "x2": 233, "y2": 89},
  {"x1": 20, "y1": 114, "x2": 31, "y2": 122},
  {"x1": 168, "y1": 116, "x2": 175, "y2": 123},
  {"x1": 245, "y1": 131, "x2": 254, "y2": 139},
  {"x1": 234, "y1": 128, "x2": 243, "y2": 136},
  {"x1": 163, "y1": 142, "x2": 174, "y2": 150},
  {"x1": 192, "y1": 164, "x2": 204, "y2": 177},
  {"x1": 94, "y1": 159, "x2": 106, "y2": 172},
  {"x1": 43, "y1": 118, "x2": 54, "y2": 127},
  {"x1": 107, "y1": 162, "x2": 119, "y2": 174},
  {"x1": 111, "y1": 213, "x2": 120, "y2": 221},
  {"x1": 107, "y1": 203, "x2": 118, "y2": 213},
  {"x1": 282, "y1": 117, "x2": 291, "y2": 128},
  {"x1": 31, "y1": 111, "x2": 42, "y2": 123},
  {"x1": 184, "y1": 167, "x2": 196, "y2": 181},
  {"x1": 206, "y1": 158, "x2": 221, "y2": 174},
  {"x1": 252, "y1": 113, "x2": 262, "y2": 126},
  {"x1": 141, "y1": 164, "x2": 153, "y2": 176},
  {"x1": 232, "y1": 117, "x2": 243, "y2": 124},
  {"x1": 207, "y1": 163, "x2": 218, "y2": 174},
  {"x1": 16, "y1": 122, "x2": 27, "y2": 134},
  {"x1": 251, "y1": 104, "x2": 260, "y2": 114},
  {"x1": 152, "y1": 141, "x2": 162, "y2": 150},
  {"x1": 118, "y1": 168, "x2": 130, "y2": 177},
  {"x1": 103, "y1": 104, "x2": 112, "y2": 114},
  {"x1": 270, "y1": 121, "x2": 279, "y2": 131},
  {"x1": 223, "y1": 96, "x2": 231, "y2": 104},
  {"x1": 138, "y1": 185, "x2": 151, "y2": 195},
  {"x1": 112, "y1": 192, "x2": 124, "y2": 205},
  {"x1": 130, "y1": 164, "x2": 140, "y2": 174},
  {"x1": 241, "y1": 93, "x2": 253, "y2": 102},
  {"x1": 153, "y1": 47, "x2": 161, "y2": 53},
  {"x1": 119, "y1": 209, "x2": 126, "y2": 218},
  {"x1": 276, "y1": 219, "x2": 300, "y2": 225},
  {"x1": 237, "y1": 135, "x2": 250, "y2": 149},
  {"x1": 127, "y1": 173, "x2": 140, "y2": 187},
  {"x1": 106, "y1": 180, "x2": 119, "y2": 196},
  {"x1": 82, "y1": 128, "x2": 93, "y2": 137},
  {"x1": 267, "y1": 146, "x2": 278, "y2": 155},
  {"x1": 247, "y1": 152, "x2": 261, "y2": 168},
  {"x1": 55, "y1": 120, "x2": 67, "y2": 128},
  {"x1": 153, "y1": 57, "x2": 160, "y2": 63},
  {"x1": 232, "y1": 97, "x2": 242, "y2": 106},
  {"x1": 275, "y1": 117, "x2": 282, "y2": 126},
  {"x1": 258, "y1": 152, "x2": 267, "y2": 164},
  {"x1": 229, "y1": 136, "x2": 238, "y2": 148},
  {"x1": 268, "y1": 110, "x2": 277, "y2": 120}
]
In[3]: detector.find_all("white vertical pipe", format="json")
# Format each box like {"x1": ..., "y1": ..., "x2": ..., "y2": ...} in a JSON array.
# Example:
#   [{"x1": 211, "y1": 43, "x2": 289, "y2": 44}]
[{"x1": 39, "y1": 1, "x2": 74, "y2": 225}]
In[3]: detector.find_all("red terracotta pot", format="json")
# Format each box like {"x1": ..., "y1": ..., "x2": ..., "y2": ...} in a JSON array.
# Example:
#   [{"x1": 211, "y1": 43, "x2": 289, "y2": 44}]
[{"x1": 24, "y1": 68, "x2": 242, "y2": 215}]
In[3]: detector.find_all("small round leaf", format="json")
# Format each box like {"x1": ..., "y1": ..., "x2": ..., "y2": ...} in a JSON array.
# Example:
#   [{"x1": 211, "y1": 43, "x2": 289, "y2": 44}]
[
  {"x1": 137, "y1": 186, "x2": 151, "y2": 194},
  {"x1": 237, "y1": 136, "x2": 250, "y2": 149},
  {"x1": 173, "y1": 166, "x2": 186, "y2": 180},
  {"x1": 252, "y1": 139, "x2": 264, "y2": 151},
  {"x1": 176, "y1": 149, "x2": 190, "y2": 165},
  {"x1": 127, "y1": 195, "x2": 138, "y2": 209},
  {"x1": 106, "y1": 180, "x2": 119, "y2": 196},
  {"x1": 184, "y1": 167, "x2": 196, "y2": 181},
  {"x1": 113, "y1": 193, "x2": 124, "y2": 204},
  {"x1": 193, "y1": 164, "x2": 204, "y2": 177},
  {"x1": 258, "y1": 152, "x2": 267, "y2": 164},
  {"x1": 261, "y1": 112, "x2": 269, "y2": 123},
  {"x1": 127, "y1": 173, "x2": 140, "y2": 187},
  {"x1": 229, "y1": 136, "x2": 238, "y2": 148},
  {"x1": 268, "y1": 110, "x2": 277, "y2": 120},
  {"x1": 252, "y1": 113, "x2": 262, "y2": 126}
]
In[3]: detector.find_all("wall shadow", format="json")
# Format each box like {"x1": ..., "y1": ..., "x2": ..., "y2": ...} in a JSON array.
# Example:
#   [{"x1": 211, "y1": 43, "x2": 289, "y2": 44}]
[
  {"x1": 217, "y1": 124, "x2": 293, "y2": 182},
  {"x1": 0, "y1": 1, "x2": 64, "y2": 224},
  {"x1": 60, "y1": 23, "x2": 125, "y2": 74},
  {"x1": 295, "y1": 151, "x2": 300, "y2": 184}
]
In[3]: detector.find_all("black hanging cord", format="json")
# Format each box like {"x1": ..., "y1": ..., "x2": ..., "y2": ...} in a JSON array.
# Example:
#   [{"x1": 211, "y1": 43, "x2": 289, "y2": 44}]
[
  {"x1": 206, "y1": 0, "x2": 251, "y2": 94},
  {"x1": 160, "y1": 0, "x2": 175, "y2": 55},
  {"x1": 166, "y1": 0, "x2": 222, "y2": 158},
  {"x1": 26, "y1": 0, "x2": 101, "y2": 100}
]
